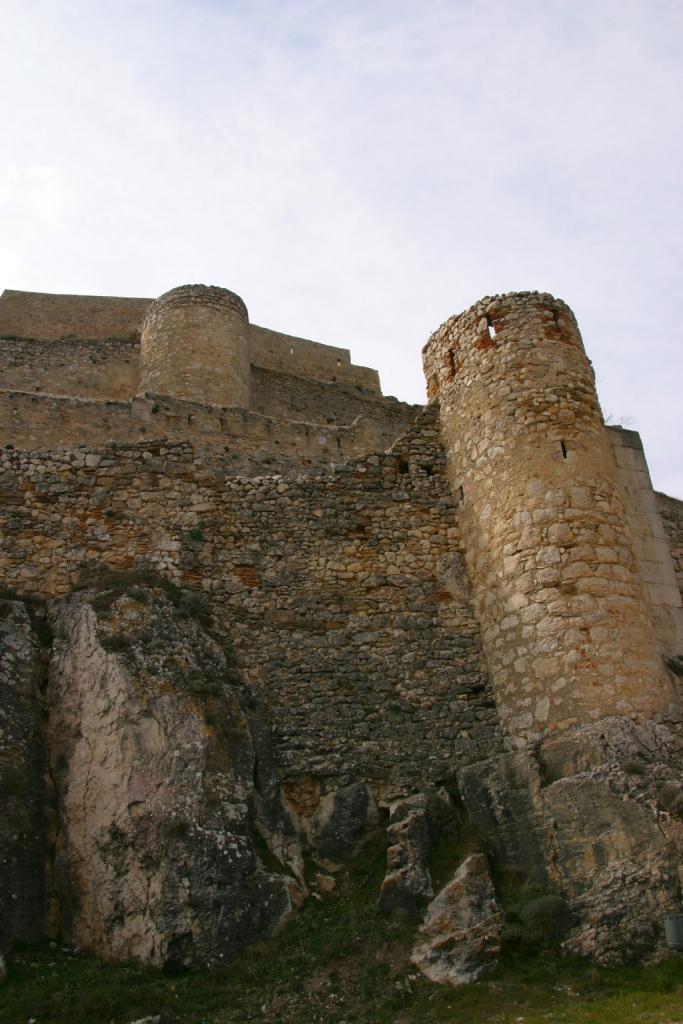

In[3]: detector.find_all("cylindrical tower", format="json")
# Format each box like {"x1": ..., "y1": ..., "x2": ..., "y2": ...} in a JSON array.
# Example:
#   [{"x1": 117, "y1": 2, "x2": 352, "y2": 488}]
[
  {"x1": 139, "y1": 284, "x2": 250, "y2": 408},
  {"x1": 423, "y1": 291, "x2": 677, "y2": 745}
]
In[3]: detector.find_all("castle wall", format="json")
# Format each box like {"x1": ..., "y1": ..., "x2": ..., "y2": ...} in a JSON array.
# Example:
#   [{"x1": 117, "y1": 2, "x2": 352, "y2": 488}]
[
  {"x1": 0, "y1": 290, "x2": 149, "y2": 341},
  {"x1": 0, "y1": 337, "x2": 139, "y2": 401},
  {"x1": 0, "y1": 290, "x2": 380, "y2": 394},
  {"x1": 0, "y1": 409, "x2": 502, "y2": 793},
  {"x1": 423, "y1": 291, "x2": 679, "y2": 744},
  {"x1": 248, "y1": 325, "x2": 381, "y2": 392},
  {"x1": 0, "y1": 335, "x2": 384, "y2": 424},
  {"x1": 609, "y1": 427, "x2": 683, "y2": 655},
  {"x1": 658, "y1": 492, "x2": 683, "y2": 603},
  {"x1": 249, "y1": 365, "x2": 416, "y2": 429},
  {"x1": 0, "y1": 390, "x2": 413, "y2": 465}
]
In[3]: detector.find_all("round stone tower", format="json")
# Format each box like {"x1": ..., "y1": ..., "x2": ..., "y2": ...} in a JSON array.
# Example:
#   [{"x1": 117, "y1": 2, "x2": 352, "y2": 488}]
[
  {"x1": 423, "y1": 291, "x2": 677, "y2": 744},
  {"x1": 139, "y1": 284, "x2": 250, "y2": 408}
]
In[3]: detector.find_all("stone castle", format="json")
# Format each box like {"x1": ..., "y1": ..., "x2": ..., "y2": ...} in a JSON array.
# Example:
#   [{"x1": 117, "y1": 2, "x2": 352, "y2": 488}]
[{"x1": 1, "y1": 284, "x2": 682, "y2": 980}]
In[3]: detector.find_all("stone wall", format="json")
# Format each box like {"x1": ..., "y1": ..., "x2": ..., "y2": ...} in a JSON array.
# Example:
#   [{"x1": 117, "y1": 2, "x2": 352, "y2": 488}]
[
  {"x1": 658, "y1": 492, "x2": 683, "y2": 602},
  {"x1": 0, "y1": 289, "x2": 380, "y2": 393},
  {"x1": 609, "y1": 427, "x2": 683, "y2": 655},
  {"x1": 0, "y1": 390, "x2": 414, "y2": 464},
  {"x1": 423, "y1": 291, "x2": 679, "y2": 744},
  {"x1": 250, "y1": 365, "x2": 417, "y2": 428},
  {"x1": 249, "y1": 324, "x2": 380, "y2": 392},
  {"x1": 0, "y1": 408, "x2": 502, "y2": 794},
  {"x1": 139, "y1": 285, "x2": 251, "y2": 408},
  {"x1": 0, "y1": 336, "x2": 139, "y2": 401},
  {"x1": 0, "y1": 335, "x2": 385, "y2": 419},
  {"x1": 0, "y1": 290, "x2": 150, "y2": 342}
]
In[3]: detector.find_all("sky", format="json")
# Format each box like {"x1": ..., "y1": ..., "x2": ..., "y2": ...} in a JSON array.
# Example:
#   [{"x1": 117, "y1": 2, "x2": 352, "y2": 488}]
[{"x1": 1, "y1": 0, "x2": 682, "y2": 495}]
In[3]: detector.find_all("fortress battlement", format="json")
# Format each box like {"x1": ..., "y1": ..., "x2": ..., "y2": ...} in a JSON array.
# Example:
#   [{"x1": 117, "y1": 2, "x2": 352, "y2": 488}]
[{"x1": 0, "y1": 285, "x2": 408, "y2": 459}]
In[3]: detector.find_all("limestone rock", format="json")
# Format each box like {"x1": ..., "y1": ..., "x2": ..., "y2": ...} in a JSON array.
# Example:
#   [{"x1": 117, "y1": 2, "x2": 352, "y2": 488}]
[
  {"x1": 310, "y1": 783, "x2": 378, "y2": 863},
  {"x1": 46, "y1": 587, "x2": 299, "y2": 967},
  {"x1": 457, "y1": 752, "x2": 549, "y2": 886},
  {"x1": 411, "y1": 853, "x2": 503, "y2": 986},
  {"x1": 379, "y1": 793, "x2": 434, "y2": 917},
  {"x1": 538, "y1": 718, "x2": 683, "y2": 964},
  {"x1": 0, "y1": 599, "x2": 50, "y2": 951}
]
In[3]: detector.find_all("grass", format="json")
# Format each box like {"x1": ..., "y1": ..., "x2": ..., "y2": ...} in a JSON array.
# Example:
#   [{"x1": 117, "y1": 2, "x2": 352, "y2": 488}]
[{"x1": 3, "y1": 846, "x2": 683, "y2": 1024}]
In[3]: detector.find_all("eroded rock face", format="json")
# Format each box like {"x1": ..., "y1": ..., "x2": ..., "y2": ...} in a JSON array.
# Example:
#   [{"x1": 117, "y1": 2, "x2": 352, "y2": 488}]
[
  {"x1": 457, "y1": 717, "x2": 683, "y2": 965},
  {"x1": 411, "y1": 853, "x2": 503, "y2": 986},
  {"x1": 379, "y1": 794, "x2": 434, "y2": 917},
  {"x1": 0, "y1": 599, "x2": 49, "y2": 951},
  {"x1": 538, "y1": 718, "x2": 683, "y2": 964},
  {"x1": 309, "y1": 783, "x2": 378, "y2": 865},
  {"x1": 47, "y1": 588, "x2": 300, "y2": 967}
]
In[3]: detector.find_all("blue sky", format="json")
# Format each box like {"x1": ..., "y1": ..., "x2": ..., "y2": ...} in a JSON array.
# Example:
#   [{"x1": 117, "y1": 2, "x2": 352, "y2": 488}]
[{"x1": 2, "y1": 0, "x2": 682, "y2": 494}]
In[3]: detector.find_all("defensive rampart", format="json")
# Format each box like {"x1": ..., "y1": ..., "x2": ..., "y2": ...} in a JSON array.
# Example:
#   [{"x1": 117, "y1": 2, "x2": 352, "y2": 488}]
[
  {"x1": 0, "y1": 282, "x2": 682, "y2": 972},
  {"x1": 0, "y1": 408, "x2": 501, "y2": 792},
  {"x1": 0, "y1": 288, "x2": 380, "y2": 391}
]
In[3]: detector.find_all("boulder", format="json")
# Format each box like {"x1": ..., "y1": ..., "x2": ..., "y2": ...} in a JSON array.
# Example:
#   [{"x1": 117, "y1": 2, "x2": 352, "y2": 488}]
[
  {"x1": 411, "y1": 852, "x2": 503, "y2": 986},
  {"x1": 47, "y1": 587, "x2": 300, "y2": 967}
]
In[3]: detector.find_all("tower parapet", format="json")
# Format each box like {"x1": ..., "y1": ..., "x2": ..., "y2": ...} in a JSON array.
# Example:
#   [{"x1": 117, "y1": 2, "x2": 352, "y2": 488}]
[
  {"x1": 423, "y1": 290, "x2": 678, "y2": 744},
  {"x1": 139, "y1": 284, "x2": 250, "y2": 407}
]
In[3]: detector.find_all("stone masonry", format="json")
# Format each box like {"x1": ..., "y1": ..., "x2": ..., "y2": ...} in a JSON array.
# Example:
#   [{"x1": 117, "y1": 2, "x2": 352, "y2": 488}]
[
  {"x1": 0, "y1": 283, "x2": 681, "y2": 973},
  {"x1": 422, "y1": 291, "x2": 680, "y2": 744}
]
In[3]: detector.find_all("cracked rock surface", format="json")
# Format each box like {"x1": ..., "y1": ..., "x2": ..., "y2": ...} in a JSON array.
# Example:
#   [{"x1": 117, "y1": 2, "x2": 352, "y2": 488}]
[
  {"x1": 411, "y1": 853, "x2": 503, "y2": 986},
  {"x1": 46, "y1": 588, "x2": 299, "y2": 967}
]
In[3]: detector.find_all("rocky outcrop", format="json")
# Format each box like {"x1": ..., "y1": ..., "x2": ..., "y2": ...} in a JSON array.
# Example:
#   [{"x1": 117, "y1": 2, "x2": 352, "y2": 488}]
[
  {"x1": 0, "y1": 598, "x2": 50, "y2": 952},
  {"x1": 378, "y1": 793, "x2": 434, "y2": 917},
  {"x1": 46, "y1": 587, "x2": 302, "y2": 967},
  {"x1": 411, "y1": 853, "x2": 503, "y2": 986},
  {"x1": 2, "y1": 580, "x2": 681, "y2": 975},
  {"x1": 309, "y1": 783, "x2": 379, "y2": 866},
  {"x1": 539, "y1": 718, "x2": 683, "y2": 964},
  {"x1": 457, "y1": 717, "x2": 683, "y2": 965}
]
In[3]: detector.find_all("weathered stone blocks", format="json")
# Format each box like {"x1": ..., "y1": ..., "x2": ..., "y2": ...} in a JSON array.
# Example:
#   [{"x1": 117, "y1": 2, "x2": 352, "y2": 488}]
[
  {"x1": 139, "y1": 284, "x2": 251, "y2": 409},
  {"x1": 423, "y1": 291, "x2": 680, "y2": 744}
]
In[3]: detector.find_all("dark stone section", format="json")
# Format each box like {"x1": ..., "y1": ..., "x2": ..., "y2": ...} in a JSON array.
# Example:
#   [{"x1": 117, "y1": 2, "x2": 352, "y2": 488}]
[{"x1": 0, "y1": 599, "x2": 49, "y2": 951}]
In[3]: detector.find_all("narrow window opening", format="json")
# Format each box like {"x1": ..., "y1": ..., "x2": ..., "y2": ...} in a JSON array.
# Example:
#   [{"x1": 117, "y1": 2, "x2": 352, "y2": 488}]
[
  {"x1": 457, "y1": 485, "x2": 464, "y2": 504},
  {"x1": 336, "y1": 358, "x2": 342, "y2": 367},
  {"x1": 443, "y1": 349, "x2": 457, "y2": 379},
  {"x1": 187, "y1": 414, "x2": 193, "y2": 425},
  {"x1": 289, "y1": 345, "x2": 294, "y2": 356},
  {"x1": 561, "y1": 440, "x2": 568, "y2": 459},
  {"x1": 486, "y1": 315, "x2": 497, "y2": 340},
  {"x1": 398, "y1": 456, "x2": 410, "y2": 475},
  {"x1": 424, "y1": 463, "x2": 434, "y2": 477}
]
